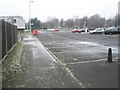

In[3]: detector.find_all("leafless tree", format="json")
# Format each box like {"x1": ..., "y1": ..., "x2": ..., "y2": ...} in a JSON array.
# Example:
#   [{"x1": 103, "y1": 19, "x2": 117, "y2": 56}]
[
  {"x1": 88, "y1": 14, "x2": 101, "y2": 29},
  {"x1": 78, "y1": 16, "x2": 89, "y2": 29},
  {"x1": 30, "y1": 14, "x2": 118, "y2": 30},
  {"x1": 65, "y1": 19, "x2": 75, "y2": 29},
  {"x1": 45, "y1": 17, "x2": 59, "y2": 28}
]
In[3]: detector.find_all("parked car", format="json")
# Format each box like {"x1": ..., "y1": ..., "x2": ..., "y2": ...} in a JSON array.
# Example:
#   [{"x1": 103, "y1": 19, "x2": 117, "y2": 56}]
[
  {"x1": 47, "y1": 29, "x2": 60, "y2": 31},
  {"x1": 54, "y1": 29, "x2": 60, "y2": 31},
  {"x1": 104, "y1": 27, "x2": 120, "y2": 35},
  {"x1": 72, "y1": 29, "x2": 81, "y2": 33},
  {"x1": 80, "y1": 28, "x2": 89, "y2": 32},
  {"x1": 89, "y1": 28, "x2": 104, "y2": 34},
  {"x1": 47, "y1": 29, "x2": 54, "y2": 31}
]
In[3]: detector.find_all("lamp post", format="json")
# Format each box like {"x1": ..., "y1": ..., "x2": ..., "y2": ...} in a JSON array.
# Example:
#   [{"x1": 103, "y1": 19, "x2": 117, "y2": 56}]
[
  {"x1": 103, "y1": 10, "x2": 106, "y2": 28},
  {"x1": 83, "y1": 20, "x2": 87, "y2": 33},
  {"x1": 29, "y1": 0, "x2": 33, "y2": 35}
]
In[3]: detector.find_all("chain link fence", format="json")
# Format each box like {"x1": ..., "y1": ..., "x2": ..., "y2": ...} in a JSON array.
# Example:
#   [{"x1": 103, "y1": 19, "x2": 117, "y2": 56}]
[{"x1": 0, "y1": 20, "x2": 18, "y2": 60}]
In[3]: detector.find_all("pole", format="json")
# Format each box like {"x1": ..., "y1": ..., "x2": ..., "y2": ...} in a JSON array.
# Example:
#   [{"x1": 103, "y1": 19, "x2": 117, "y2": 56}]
[
  {"x1": 0, "y1": 22, "x2": 1, "y2": 89},
  {"x1": 29, "y1": 0, "x2": 32, "y2": 35},
  {"x1": 104, "y1": 10, "x2": 106, "y2": 29},
  {"x1": 84, "y1": 21, "x2": 87, "y2": 33}
]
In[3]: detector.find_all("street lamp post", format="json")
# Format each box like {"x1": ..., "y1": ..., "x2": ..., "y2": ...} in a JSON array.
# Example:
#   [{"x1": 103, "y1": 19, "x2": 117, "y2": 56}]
[
  {"x1": 29, "y1": 0, "x2": 33, "y2": 35},
  {"x1": 83, "y1": 20, "x2": 87, "y2": 33},
  {"x1": 103, "y1": 10, "x2": 106, "y2": 28}
]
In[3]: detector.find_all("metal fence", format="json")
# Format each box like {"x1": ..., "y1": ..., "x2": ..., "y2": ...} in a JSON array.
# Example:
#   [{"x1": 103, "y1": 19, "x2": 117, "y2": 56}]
[{"x1": 0, "y1": 20, "x2": 18, "y2": 60}]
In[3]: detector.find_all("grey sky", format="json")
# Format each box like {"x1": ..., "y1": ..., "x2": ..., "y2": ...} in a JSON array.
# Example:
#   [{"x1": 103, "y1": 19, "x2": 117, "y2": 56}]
[{"x1": 0, "y1": 0, "x2": 119, "y2": 22}]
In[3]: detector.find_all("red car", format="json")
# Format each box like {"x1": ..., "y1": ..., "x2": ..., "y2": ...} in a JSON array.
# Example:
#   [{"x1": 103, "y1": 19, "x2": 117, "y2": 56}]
[
  {"x1": 54, "y1": 29, "x2": 60, "y2": 31},
  {"x1": 72, "y1": 29, "x2": 81, "y2": 33}
]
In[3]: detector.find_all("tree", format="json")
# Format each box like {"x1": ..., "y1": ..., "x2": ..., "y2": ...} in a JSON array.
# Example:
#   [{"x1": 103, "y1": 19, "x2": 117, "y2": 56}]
[
  {"x1": 45, "y1": 17, "x2": 59, "y2": 28},
  {"x1": 89, "y1": 14, "x2": 101, "y2": 29},
  {"x1": 118, "y1": 14, "x2": 120, "y2": 27},
  {"x1": 65, "y1": 19, "x2": 75, "y2": 28},
  {"x1": 114, "y1": 14, "x2": 119, "y2": 27},
  {"x1": 79, "y1": 16, "x2": 89, "y2": 29},
  {"x1": 106, "y1": 18, "x2": 114, "y2": 27},
  {"x1": 72, "y1": 16, "x2": 80, "y2": 28},
  {"x1": 31, "y1": 18, "x2": 42, "y2": 30},
  {"x1": 60, "y1": 19, "x2": 64, "y2": 28}
]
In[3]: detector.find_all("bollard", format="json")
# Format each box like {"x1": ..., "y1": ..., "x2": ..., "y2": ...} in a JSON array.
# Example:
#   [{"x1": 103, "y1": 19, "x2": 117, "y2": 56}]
[
  {"x1": 21, "y1": 35, "x2": 23, "y2": 41},
  {"x1": 107, "y1": 48, "x2": 112, "y2": 62}
]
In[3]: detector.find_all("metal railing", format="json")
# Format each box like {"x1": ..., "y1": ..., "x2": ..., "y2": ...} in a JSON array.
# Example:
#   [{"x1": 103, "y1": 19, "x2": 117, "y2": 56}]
[{"x1": 0, "y1": 20, "x2": 18, "y2": 60}]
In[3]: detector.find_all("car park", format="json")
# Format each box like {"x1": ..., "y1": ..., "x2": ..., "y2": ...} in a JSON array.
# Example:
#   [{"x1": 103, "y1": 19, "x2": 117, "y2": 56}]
[
  {"x1": 72, "y1": 29, "x2": 81, "y2": 33},
  {"x1": 89, "y1": 28, "x2": 104, "y2": 34},
  {"x1": 104, "y1": 27, "x2": 120, "y2": 35}
]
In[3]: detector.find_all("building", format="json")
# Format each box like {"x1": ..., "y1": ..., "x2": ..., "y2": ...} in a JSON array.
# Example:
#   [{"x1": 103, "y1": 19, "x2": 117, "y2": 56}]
[{"x1": 0, "y1": 16, "x2": 25, "y2": 30}]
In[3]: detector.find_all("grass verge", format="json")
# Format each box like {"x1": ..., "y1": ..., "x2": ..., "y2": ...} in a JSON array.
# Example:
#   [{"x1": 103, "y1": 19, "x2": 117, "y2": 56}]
[{"x1": 2, "y1": 41, "x2": 23, "y2": 87}]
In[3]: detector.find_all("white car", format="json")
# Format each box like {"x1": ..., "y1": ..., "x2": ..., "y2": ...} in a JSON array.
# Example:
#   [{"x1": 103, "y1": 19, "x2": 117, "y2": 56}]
[
  {"x1": 90, "y1": 28, "x2": 104, "y2": 34},
  {"x1": 47, "y1": 29, "x2": 55, "y2": 31}
]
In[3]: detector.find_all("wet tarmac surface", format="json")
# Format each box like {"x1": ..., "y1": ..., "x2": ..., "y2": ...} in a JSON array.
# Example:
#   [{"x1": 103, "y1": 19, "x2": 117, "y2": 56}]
[
  {"x1": 2, "y1": 30, "x2": 118, "y2": 88},
  {"x1": 37, "y1": 30, "x2": 118, "y2": 88},
  {"x1": 3, "y1": 34, "x2": 81, "y2": 88}
]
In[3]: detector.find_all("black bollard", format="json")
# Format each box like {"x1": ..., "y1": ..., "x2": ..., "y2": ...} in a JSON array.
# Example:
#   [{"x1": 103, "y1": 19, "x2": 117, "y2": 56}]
[
  {"x1": 21, "y1": 36, "x2": 23, "y2": 41},
  {"x1": 107, "y1": 48, "x2": 112, "y2": 62}
]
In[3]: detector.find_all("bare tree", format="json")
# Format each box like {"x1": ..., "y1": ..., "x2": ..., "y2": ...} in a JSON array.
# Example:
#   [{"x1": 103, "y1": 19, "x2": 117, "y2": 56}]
[
  {"x1": 113, "y1": 14, "x2": 119, "y2": 27},
  {"x1": 60, "y1": 19, "x2": 64, "y2": 28},
  {"x1": 65, "y1": 19, "x2": 75, "y2": 29},
  {"x1": 45, "y1": 17, "x2": 59, "y2": 28},
  {"x1": 28, "y1": 13, "x2": 118, "y2": 30},
  {"x1": 79, "y1": 16, "x2": 89, "y2": 29},
  {"x1": 88, "y1": 14, "x2": 101, "y2": 29}
]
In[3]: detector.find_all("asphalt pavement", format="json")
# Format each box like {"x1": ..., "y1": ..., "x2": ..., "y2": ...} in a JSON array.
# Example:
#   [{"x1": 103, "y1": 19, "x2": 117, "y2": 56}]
[
  {"x1": 3, "y1": 33, "x2": 82, "y2": 88},
  {"x1": 2, "y1": 31, "x2": 118, "y2": 88},
  {"x1": 37, "y1": 30, "x2": 118, "y2": 88}
]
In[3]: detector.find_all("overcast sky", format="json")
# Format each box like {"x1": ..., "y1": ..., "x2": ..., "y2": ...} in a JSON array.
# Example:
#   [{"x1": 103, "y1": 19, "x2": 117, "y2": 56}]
[{"x1": 0, "y1": 0, "x2": 119, "y2": 22}]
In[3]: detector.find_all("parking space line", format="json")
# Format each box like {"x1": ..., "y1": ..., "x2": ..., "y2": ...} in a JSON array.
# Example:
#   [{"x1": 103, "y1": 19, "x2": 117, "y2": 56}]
[
  {"x1": 43, "y1": 45, "x2": 117, "y2": 88},
  {"x1": 65, "y1": 59, "x2": 117, "y2": 65},
  {"x1": 44, "y1": 46, "x2": 85, "y2": 88}
]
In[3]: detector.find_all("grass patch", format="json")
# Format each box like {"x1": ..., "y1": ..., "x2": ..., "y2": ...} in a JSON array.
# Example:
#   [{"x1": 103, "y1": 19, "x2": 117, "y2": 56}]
[
  {"x1": 2, "y1": 41, "x2": 23, "y2": 87},
  {"x1": 2, "y1": 42, "x2": 23, "y2": 69}
]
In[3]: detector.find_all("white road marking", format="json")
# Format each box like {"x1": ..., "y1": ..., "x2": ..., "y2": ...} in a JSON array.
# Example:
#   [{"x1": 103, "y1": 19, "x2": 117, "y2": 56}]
[
  {"x1": 44, "y1": 46, "x2": 85, "y2": 88},
  {"x1": 65, "y1": 58, "x2": 117, "y2": 65}
]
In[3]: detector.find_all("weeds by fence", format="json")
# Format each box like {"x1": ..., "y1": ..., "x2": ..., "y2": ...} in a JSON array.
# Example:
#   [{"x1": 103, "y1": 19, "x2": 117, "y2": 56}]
[{"x1": 0, "y1": 20, "x2": 18, "y2": 60}]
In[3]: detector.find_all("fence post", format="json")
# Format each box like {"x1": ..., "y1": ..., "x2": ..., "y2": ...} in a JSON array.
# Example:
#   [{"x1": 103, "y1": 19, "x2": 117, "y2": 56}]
[
  {"x1": 2, "y1": 21, "x2": 7, "y2": 59},
  {"x1": 6, "y1": 22, "x2": 9, "y2": 52},
  {"x1": 0, "y1": 21, "x2": 18, "y2": 59},
  {"x1": 12, "y1": 25, "x2": 14, "y2": 46},
  {"x1": 5, "y1": 22, "x2": 7, "y2": 55},
  {"x1": 0, "y1": 21, "x2": 2, "y2": 61},
  {"x1": 15, "y1": 26, "x2": 18, "y2": 42},
  {"x1": 13, "y1": 26, "x2": 16, "y2": 45}
]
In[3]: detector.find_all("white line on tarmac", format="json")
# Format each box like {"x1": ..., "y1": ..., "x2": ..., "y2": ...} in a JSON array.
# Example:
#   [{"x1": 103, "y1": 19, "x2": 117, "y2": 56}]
[
  {"x1": 65, "y1": 58, "x2": 117, "y2": 65},
  {"x1": 38, "y1": 31, "x2": 45, "y2": 33},
  {"x1": 44, "y1": 46, "x2": 117, "y2": 88},
  {"x1": 44, "y1": 46, "x2": 85, "y2": 88}
]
